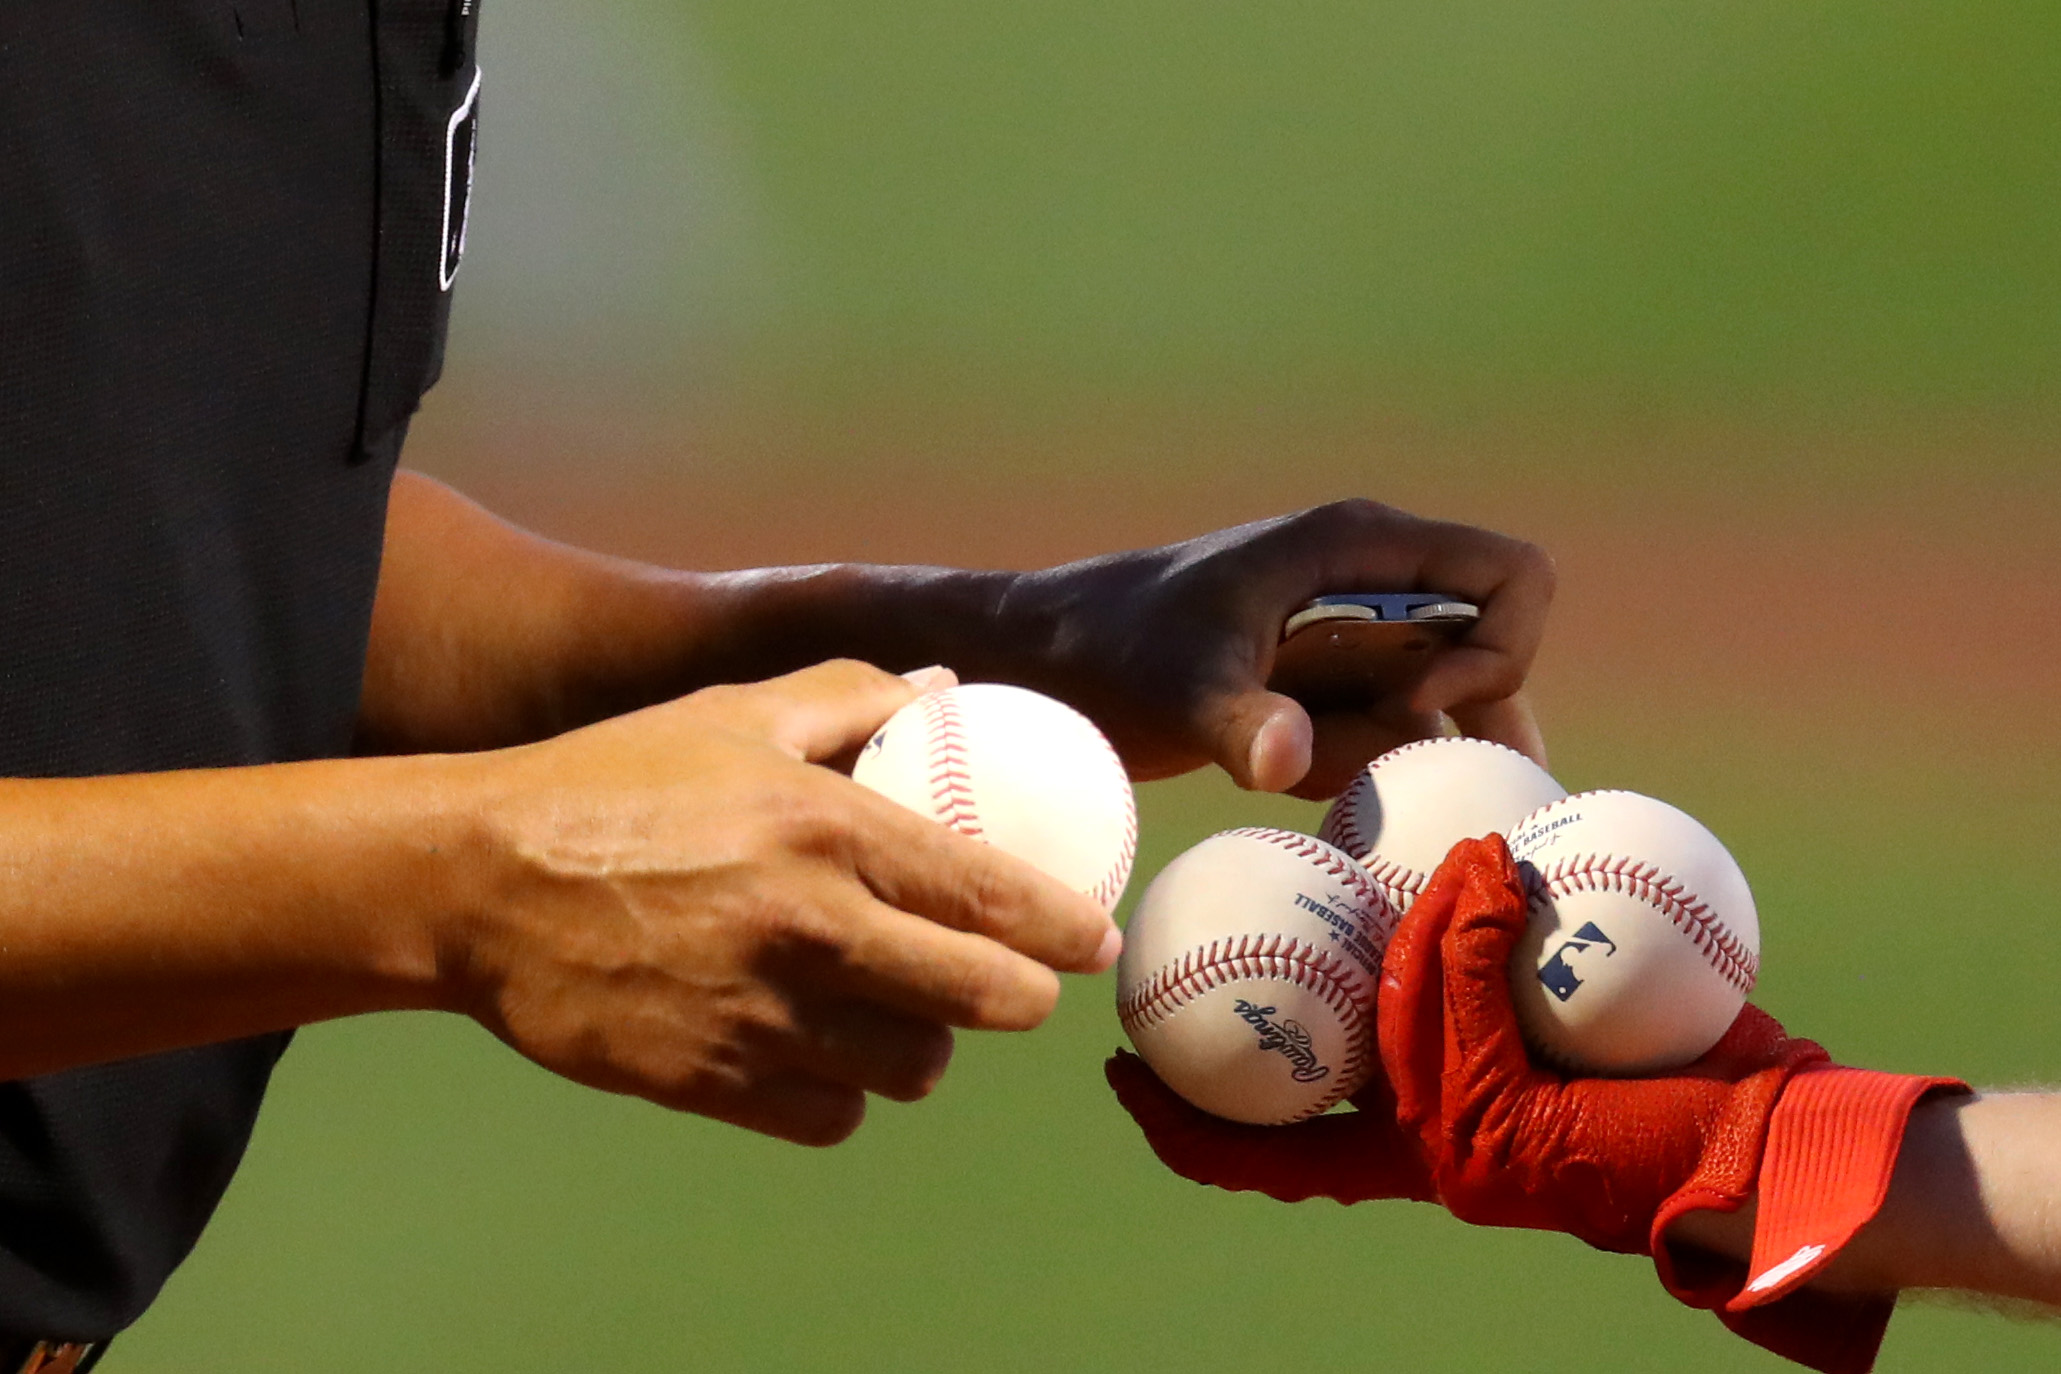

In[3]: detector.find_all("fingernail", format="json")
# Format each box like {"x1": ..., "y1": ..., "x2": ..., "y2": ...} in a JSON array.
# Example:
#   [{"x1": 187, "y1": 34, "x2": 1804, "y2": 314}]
[
  {"x1": 901, "y1": 665, "x2": 958, "y2": 694},
  {"x1": 1246, "y1": 708, "x2": 1312, "y2": 793},
  {"x1": 1091, "y1": 925, "x2": 1123, "y2": 972}
]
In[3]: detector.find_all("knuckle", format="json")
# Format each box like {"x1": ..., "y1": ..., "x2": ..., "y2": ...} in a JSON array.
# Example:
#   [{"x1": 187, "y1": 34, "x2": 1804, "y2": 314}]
[
  {"x1": 1521, "y1": 541, "x2": 1559, "y2": 596},
  {"x1": 1476, "y1": 661, "x2": 1528, "y2": 701},
  {"x1": 759, "y1": 780, "x2": 851, "y2": 861},
  {"x1": 682, "y1": 680, "x2": 750, "y2": 717},
  {"x1": 1312, "y1": 497, "x2": 1401, "y2": 535},
  {"x1": 790, "y1": 1089, "x2": 867, "y2": 1148},
  {"x1": 883, "y1": 1026, "x2": 955, "y2": 1102},
  {"x1": 803, "y1": 657, "x2": 896, "y2": 694},
  {"x1": 962, "y1": 958, "x2": 1060, "y2": 1031},
  {"x1": 649, "y1": 1055, "x2": 750, "y2": 1115},
  {"x1": 749, "y1": 898, "x2": 848, "y2": 969}
]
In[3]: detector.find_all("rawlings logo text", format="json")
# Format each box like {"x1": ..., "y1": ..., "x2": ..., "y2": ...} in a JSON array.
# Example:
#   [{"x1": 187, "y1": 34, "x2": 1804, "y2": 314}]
[{"x1": 1232, "y1": 999, "x2": 1329, "y2": 1083}]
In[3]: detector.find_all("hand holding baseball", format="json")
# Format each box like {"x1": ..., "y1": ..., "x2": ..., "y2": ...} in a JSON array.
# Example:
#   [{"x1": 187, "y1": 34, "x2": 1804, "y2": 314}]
[
  {"x1": 445, "y1": 660, "x2": 1117, "y2": 1146},
  {"x1": 1108, "y1": 837, "x2": 1825, "y2": 1252},
  {"x1": 1379, "y1": 836, "x2": 1825, "y2": 1251}
]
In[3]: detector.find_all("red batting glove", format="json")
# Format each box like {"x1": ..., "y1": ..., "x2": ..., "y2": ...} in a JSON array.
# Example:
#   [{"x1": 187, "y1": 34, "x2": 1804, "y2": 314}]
[
  {"x1": 1108, "y1": 835, "x2": 1964, "y2": 1374},
  {"x1": 1104, "y1": 1050, "x2": 1434, "y2": 1205},
  {"x1": 1381, "y1": 836, "x2": 1966, "y2": 1373},
  {"x1": 1380, "y1": 834, "x2": 1829, "y2": 1252}
]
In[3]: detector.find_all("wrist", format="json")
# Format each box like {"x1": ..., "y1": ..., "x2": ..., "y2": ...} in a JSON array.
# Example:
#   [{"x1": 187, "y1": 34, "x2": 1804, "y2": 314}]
[
  {"x1": 401, "y1": 748, "x2": 538, "y2": 1020},
  {"x1": 692, "y1": 562, "x2": 1023, "y2": 685}
]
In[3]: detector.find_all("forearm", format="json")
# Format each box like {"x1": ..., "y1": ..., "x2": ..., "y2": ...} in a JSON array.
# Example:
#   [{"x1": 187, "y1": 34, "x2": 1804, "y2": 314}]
[
  {"x1": 1673, "y1": 1093, "x2": 2061, "y2": 1308},
  {"x1": 0, "y1": 757, "x2": 473, "y2": 1078},
  {"x1": 363, "y1": 482, "x2": 1551, "y2": 790},
  {"x1": 1827, "y1": 1093, "x2": 2061, "y2": 1304},
  {"x1": 359, "y1": 471, "x2": 1025, "y2": 752}
]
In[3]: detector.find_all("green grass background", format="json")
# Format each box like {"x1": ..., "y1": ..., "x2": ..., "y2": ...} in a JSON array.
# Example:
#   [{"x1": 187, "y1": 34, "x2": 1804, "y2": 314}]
[
  {"x1": 460, "y1": 0, "x2": 2057, "y2": 432},
  {"x1": 117, "y1": 1, "x2": 2058, "y2": 1367}
]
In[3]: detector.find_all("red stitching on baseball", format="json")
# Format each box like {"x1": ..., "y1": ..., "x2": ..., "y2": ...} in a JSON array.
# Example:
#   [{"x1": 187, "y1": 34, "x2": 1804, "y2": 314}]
[
  {"x1": 1527, "y1": 856, "x2": 1759, "y2": 994},
  {"x1": 1360, "y1": 854, "x2": 1425, "y2": 907},
  {"x1": 1117, "y1": 933, "x2": 1373, "y2": 1120},
  {"x1": 1088, "y1": 724, "x2": 1138, "y2": 909},
  {"x1": 1323, "y1": 741, "x2": 1538, "y2": 911},
  {"x1": 1225, "y1": 826, "x2": 1385, "y2": 903},
  {"x1": 922, "y1": 692, "x2": 984, "y2": 839},
  {"x1": 1319, "y1": 768, "x2": 1372, "y2": 859}
]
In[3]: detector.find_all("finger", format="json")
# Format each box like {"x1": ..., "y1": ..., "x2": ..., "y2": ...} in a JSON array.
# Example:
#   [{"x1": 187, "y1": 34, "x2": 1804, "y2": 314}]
[
  {"x1": 1105, "y1": 1052, "x2": 1431, "y2": 1204},
  {"x1": 1376, "y1": 844, "x2": 1470, "y2": 1138},
  {"x1": 656, "y1": 1066, "x2": 869, "y2": 1148},
  {"x1": 900, "y1": 664, "x2": 959, "y2": 694},
  {"x1": 777, "y1": 999, "x2": 956, "y2": 1103},
  {"x1": 702, "y1": 659, "x2": 927, "y2": 765},
  {"x1": 832, "y1": 779, "x2": 1119, "y2": 974},
  {"x1": 1405, "y1": 533, "x2": 1556, "y2": 713},
  {"x1": 1429, "y1": 835, "x2": 1543, "y2": 1069},
  {"x1": 793, "y1": 886, "x2": 1066, "y2": 1032},
  {"x1": 1245, "y1": 503, "x2": 1551, "y2": 730},
  {"x1": 1447, "y1": 692, "x2": 1548, "y2": 770},
  {"x1": 1293, "y1": 703, "x2": 1447, "y2": 800},
  {"x1": 1193, "y1": 688, "x2": 1312, "y2": 792},
  {"x1": 1375, "y1": 835, "x2": 1535, "y2": 1140}
]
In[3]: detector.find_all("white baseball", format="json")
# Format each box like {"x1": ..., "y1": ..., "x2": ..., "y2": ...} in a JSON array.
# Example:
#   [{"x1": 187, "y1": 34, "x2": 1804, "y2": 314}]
[
  {"x1": 1116, "y1": 828, "x2": 1397, "y2": 1125},
  {"x1": 1506, "y1": 790, "x2": 1761, "y2": 1075},
  {"x1": 851, "y1": 683, "x2": 1138, "y2": 910},
  {"x1": 1319, "y1": 737, "x2": 1568, "y2": 917}
]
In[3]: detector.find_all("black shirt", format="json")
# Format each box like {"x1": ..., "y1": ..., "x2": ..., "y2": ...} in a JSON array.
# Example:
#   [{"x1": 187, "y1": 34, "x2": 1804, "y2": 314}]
[{"x1": 0, "y1": 0, "x2": 478, "y2": 1335}]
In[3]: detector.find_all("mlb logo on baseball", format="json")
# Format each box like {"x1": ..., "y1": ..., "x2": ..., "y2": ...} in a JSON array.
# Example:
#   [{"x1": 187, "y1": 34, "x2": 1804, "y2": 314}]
[
  {"x1": 1507, "y1": 791, "x2": 1761, "y2": 1075},
  {"x1": 1536, "y1": 920, "x2": 1618, "y2": 1002}
]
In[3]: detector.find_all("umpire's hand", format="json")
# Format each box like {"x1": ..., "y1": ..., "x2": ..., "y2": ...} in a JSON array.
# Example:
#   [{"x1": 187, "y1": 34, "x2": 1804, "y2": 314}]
[
  {"x1": 446, "y1": 659, "x2": 1116, "y2": 1145},
  {"x1": 1002, "y1": 498, "x2": 1555, "y2": 799}
]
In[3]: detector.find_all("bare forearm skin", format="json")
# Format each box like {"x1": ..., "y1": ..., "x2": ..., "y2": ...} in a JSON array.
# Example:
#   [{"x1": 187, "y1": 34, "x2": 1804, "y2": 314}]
[
  {"x1": 357, "y1": 470, "x2": 1022, "y2": 754},
  {"x1": 0, "y1": 756, "x2": 473, "y2": 1079},
  {"x1": 359, "y1": 476, "x2": 1555, "y2": 797},
  {"x1": 1838, "y1": 1094, "x2": 2061, "y2": 1306},
  {"x1": 1672, "y1": 1094, "x2": 2061, "y2": 1310}
]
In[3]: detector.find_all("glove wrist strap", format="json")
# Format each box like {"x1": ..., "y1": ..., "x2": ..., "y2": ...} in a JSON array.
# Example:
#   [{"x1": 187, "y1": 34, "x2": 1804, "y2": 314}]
[
  {"x1": 1730, "y1": 1064, "x2": 1969, "y2": 1310},
  {"x1": 1653, "y1": 1065, "x2": 1969, "y2": 1374}
]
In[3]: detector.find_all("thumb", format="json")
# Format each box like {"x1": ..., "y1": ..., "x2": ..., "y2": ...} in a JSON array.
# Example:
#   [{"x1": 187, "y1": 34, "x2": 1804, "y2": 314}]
[
  {"x1": 1198, "y1": 688, "x2": 1313, "y2": 792},
  {"x1": 1105, "y1": 1051, "x2": 1428, "y2": 1204}
]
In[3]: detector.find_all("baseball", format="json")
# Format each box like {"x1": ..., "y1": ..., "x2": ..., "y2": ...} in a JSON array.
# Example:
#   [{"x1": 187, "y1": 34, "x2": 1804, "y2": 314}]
[
  {"x1": 1117, "y1": 828, "x2": 1396, "y2": 1124},
  {"x1": 852, "y1": 682, "x2": 1138, "y2": 910},
  {"x1": 1506, "y1": 790, "x2": 1760, "y2": 1075},
  {"x1": 1320, "y1": 736, "x2": 1568, "y2": 918}
]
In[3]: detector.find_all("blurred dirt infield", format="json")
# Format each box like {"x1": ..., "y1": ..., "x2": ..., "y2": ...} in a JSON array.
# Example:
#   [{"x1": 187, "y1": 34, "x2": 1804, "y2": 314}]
[{"x1": 408, "y1": 394, "x2": 2061, "y2": 789}]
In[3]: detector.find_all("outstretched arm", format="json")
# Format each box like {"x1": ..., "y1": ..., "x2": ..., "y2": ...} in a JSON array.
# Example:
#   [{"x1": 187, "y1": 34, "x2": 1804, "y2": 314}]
[
  {"x1": 359, "y1": 470, "x2": 1555, "y2": 795},
  {"x1": 1675, "y1": 1092, "x2": 2061, "y2": 1309},
  {"x1": 0, "y1": 661, "x2": 1113, "y2": 1139}
]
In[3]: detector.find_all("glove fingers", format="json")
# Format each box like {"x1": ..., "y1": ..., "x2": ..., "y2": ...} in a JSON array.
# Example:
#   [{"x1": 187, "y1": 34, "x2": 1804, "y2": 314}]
[
  {"x1": 1105, "y1": 1051, "x2": 1430, "y2": 1204},
  {"x1": 1431, "y1": 834, "x2": 1539, "y2": 1069},
  {"x1": 1377, "y1": 843, "x2": 1473, "y2": 1140}
]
